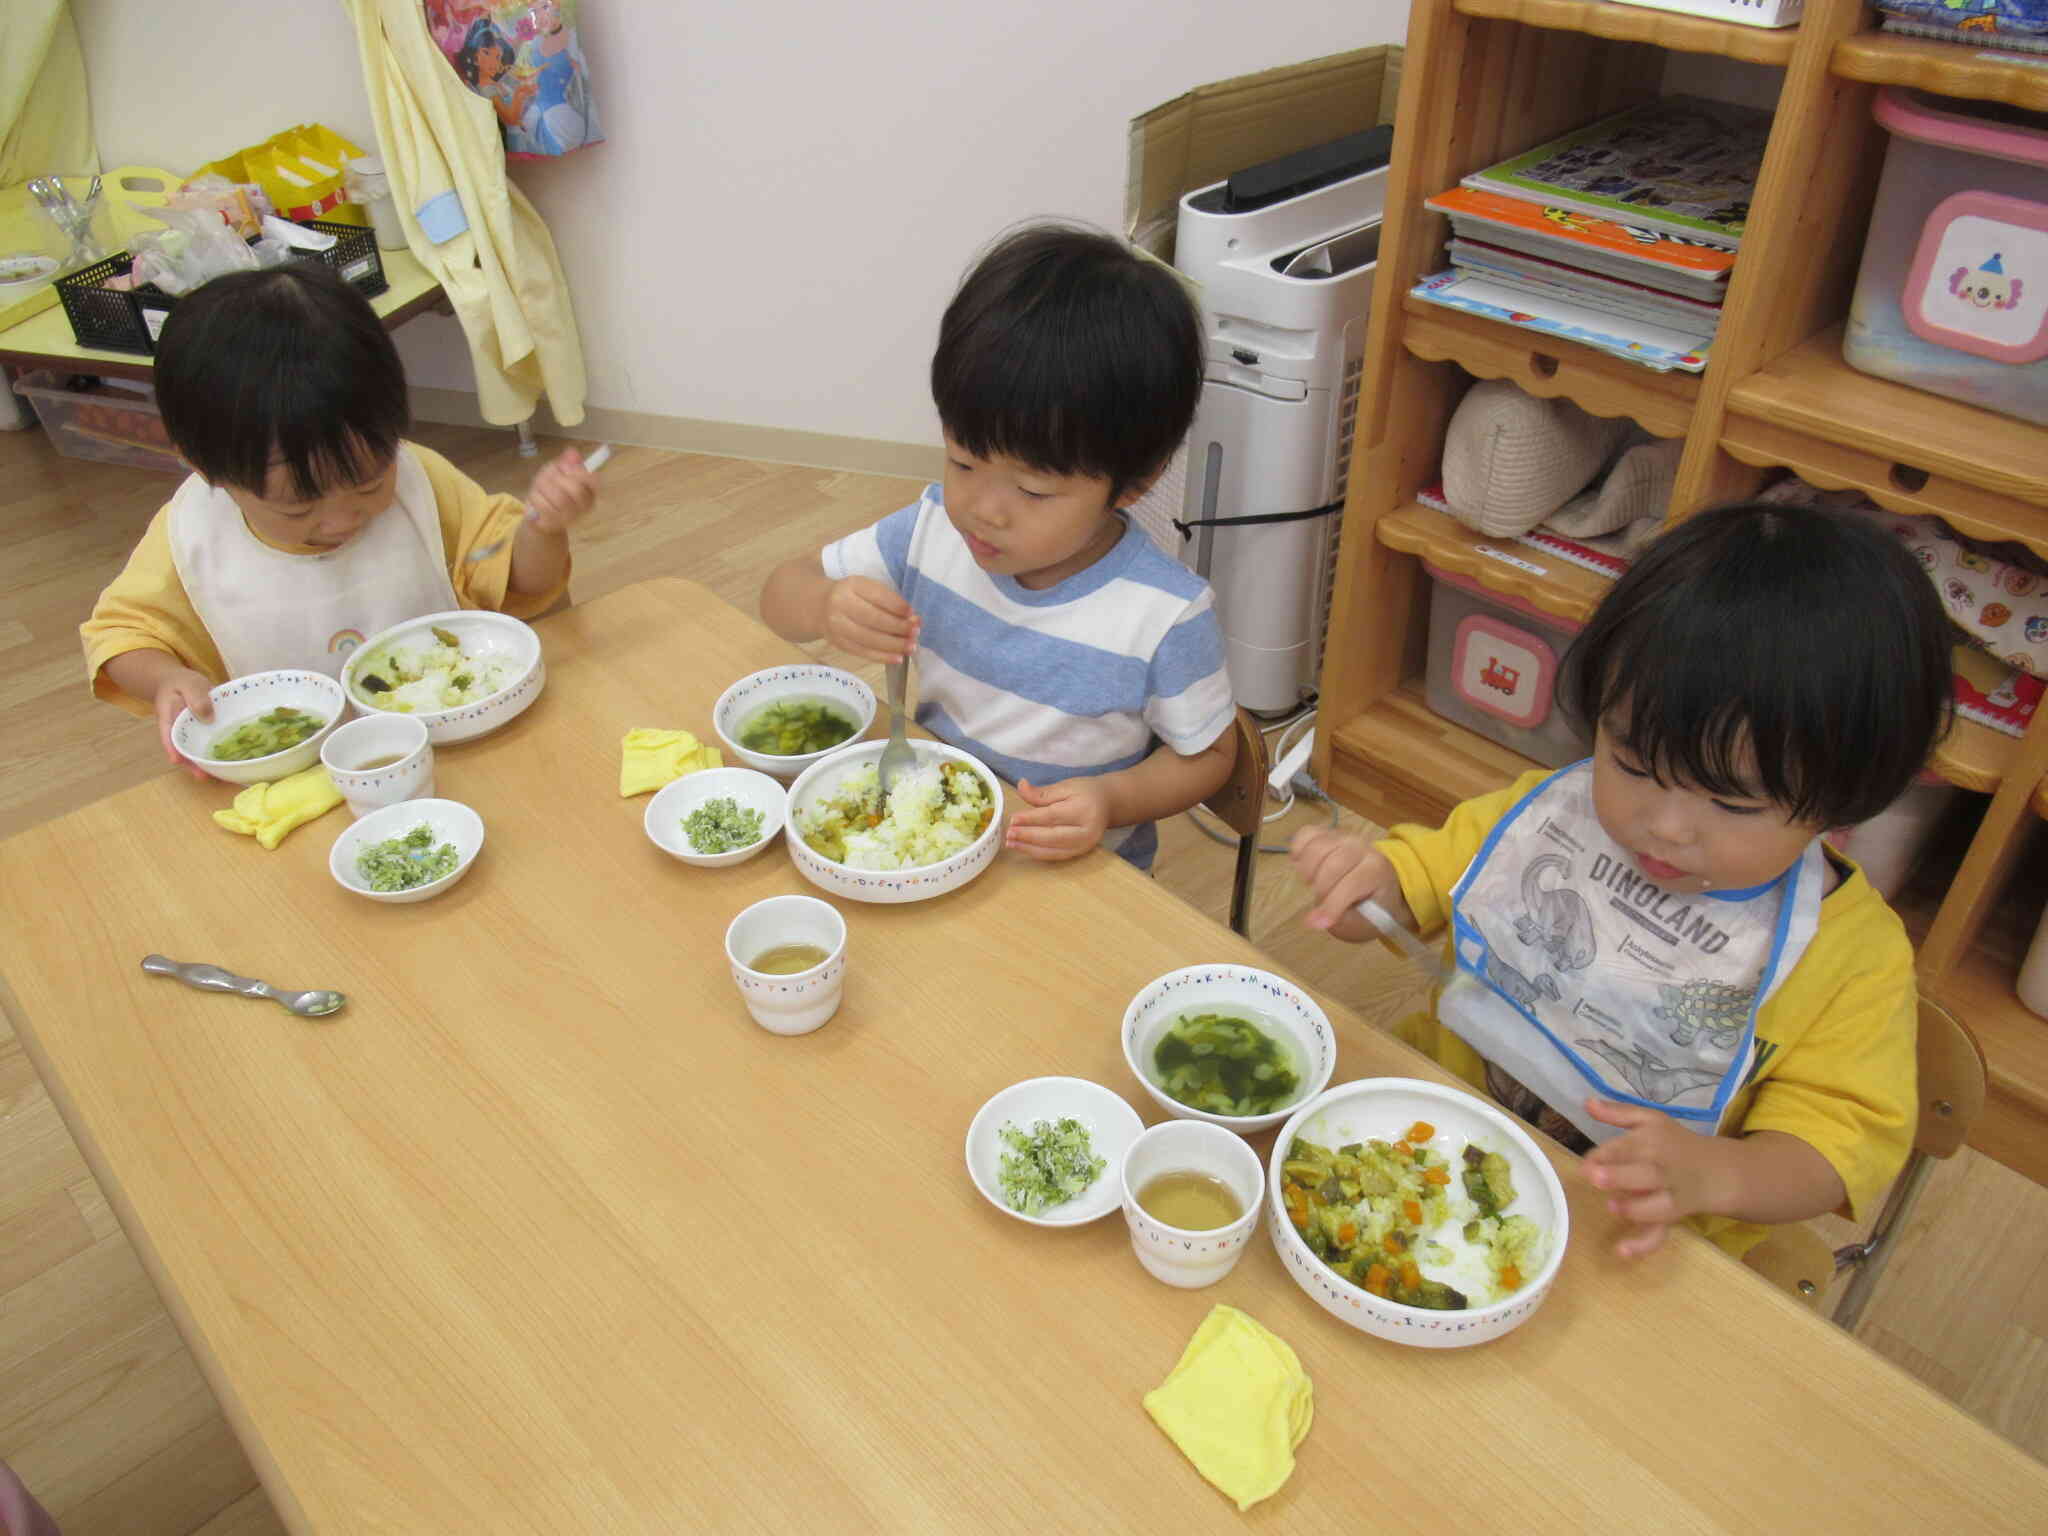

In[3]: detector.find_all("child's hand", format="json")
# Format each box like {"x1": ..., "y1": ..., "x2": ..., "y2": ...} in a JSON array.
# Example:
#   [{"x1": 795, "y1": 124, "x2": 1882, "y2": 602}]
[
  {"x1": 524, "y1": 447, "x2": 599, "y2": 536},
  {"x1": 1289, "y1": 826, "x2": 1408, "y2": 942},
  {"x1": 153, "y1": 668, "x2": 218, "y2": 779},
  {"x1": 824, "y1": 576, "x2": 919, "y2": 664},
  {"x1": 1581, "y1": 1097, "x2": 1731, "y2": 1258},
  {"x1": 1006, "y1": 776, "x2": 1113, "y2": 862}
]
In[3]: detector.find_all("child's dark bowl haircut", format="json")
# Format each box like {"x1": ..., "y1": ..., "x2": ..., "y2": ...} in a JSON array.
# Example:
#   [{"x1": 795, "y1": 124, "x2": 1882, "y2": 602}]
[
  {"x1": 154, "y1": 264, "x2": 409, "y2": 503},
  {"x1": 1560, "y1": 501, "x2": 1953, "y2": 829},
  {"x1": 931, "y1": 223, "x2": 1202, "y2": 502}
]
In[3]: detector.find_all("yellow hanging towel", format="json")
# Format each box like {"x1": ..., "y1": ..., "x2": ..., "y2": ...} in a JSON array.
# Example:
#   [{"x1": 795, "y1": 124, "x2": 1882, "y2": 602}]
[{"x1": 342, "y1": 0, "x2": 587, "y2": 427}]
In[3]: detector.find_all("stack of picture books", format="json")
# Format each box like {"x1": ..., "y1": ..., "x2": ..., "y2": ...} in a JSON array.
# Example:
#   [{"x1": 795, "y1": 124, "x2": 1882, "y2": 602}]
[{"x1": 1411, "y1": 96, "x2": 1772, "y2": 374}]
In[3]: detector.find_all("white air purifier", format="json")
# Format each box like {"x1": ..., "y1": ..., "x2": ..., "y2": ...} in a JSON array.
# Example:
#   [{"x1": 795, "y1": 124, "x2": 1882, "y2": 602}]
[{"x1": 1173, "y1": 131, "x2": 1388, "y2": 715}]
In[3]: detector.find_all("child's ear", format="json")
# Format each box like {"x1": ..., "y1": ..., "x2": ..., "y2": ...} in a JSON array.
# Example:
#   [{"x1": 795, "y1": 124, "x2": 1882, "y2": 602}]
[{"x1": 1114, "y1": 466, "x2": 1164, "y2": 510}]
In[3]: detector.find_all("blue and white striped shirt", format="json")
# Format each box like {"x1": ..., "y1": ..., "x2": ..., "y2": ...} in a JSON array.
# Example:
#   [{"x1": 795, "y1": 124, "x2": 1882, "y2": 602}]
[{"x1": 822, "y1": 484, "x2": 1233, "y2": 868}]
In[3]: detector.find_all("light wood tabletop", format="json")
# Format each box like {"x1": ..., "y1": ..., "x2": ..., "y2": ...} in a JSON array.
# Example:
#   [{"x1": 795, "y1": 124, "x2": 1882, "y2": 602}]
[{"x1": 1, "y1": 577, "x2": 2042, "y2": 1532}]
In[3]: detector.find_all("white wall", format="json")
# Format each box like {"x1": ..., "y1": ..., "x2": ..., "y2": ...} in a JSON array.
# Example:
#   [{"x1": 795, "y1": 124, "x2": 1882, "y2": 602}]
[{"x1": 74, "y1": 1, "x2": 1407, "y2": 451}]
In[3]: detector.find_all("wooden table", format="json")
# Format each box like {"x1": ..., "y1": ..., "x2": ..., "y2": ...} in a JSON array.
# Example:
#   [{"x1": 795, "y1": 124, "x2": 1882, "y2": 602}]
[
  {"x1": 0, "y1": 246, "x2": 447, "y2": 384},
  {"x1": 2, "y1": 577, "x2": 2042, "y2": 1532}
]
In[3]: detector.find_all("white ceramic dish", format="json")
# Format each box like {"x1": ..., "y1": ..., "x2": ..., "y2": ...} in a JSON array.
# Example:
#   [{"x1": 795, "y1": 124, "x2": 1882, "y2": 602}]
[
  {"x1": 171, "y1": 670, "x2": 348, "y2": 786},
  {"x1": 1121, "y1": 964, "x2": 1337, "y2": 1134},
  {"x1": 964, "y1": 1076, "x2": 1145, "y2": 1228},
  {"x1": 644, "y1": 767, "x2": 788, "y2": 869},
  {"x1": 340, "y1": 610, "x2": 544, "y2": 745},
  {"x1": 1266, "y1": 1078, "x2": 1570, "y2": 1348},
  {"x1": 328, "y1": 798, "x2": 485, "y2": 904},
  {"x1": 712, "y1": 664, "x2": 877, "y2": 779},
  {"x1": 784, "y1": 739, "x2": 1004, "y2": 904}
]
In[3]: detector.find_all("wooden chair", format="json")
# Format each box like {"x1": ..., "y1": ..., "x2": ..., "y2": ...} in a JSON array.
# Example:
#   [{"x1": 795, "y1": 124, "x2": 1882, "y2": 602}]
[
  {"x1": 1742, "y1": 997, "x2": 1987, "y2": 1328},
  {"x1": 1201, "y1": 709, "x2": 1270, "y2": 937}
]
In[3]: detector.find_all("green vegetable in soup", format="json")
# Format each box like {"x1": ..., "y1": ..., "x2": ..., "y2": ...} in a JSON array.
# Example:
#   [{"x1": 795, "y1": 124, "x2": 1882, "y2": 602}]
[
  {"x1": 995, "y1": 1117, "x2": 1105, "y2": 1216},
  {"x1": 738, "y1": 699, "x2": 856, "y2": 757},
  {"x1": 210, "y1": 707, "x2": 325, "y2": 761},
  {"x1": 356, "y1": 824, "x2": 459, "y2": 892},
  {"x1": 683, "y1": 795, "x2": 765, "y2": 854},
  {"x1": 1151, "y1": 1011, "x2": 1300, "y2": 1117}
]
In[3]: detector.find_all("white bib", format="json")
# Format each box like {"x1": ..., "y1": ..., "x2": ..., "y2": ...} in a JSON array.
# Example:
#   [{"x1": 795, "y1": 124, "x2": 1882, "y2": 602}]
[
  {"x1": 1438, "y1": 761, "x2": 1822, "y2": 1147},
  {"x1": 167, "y1": 445, "x2": 459, "y2": 680}
]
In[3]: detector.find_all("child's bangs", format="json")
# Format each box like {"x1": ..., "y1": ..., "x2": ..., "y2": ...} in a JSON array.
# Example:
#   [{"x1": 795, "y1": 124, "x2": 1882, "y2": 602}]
[{"x1": 1576, "y1": 607, "x2": 1830, "y2": 823}]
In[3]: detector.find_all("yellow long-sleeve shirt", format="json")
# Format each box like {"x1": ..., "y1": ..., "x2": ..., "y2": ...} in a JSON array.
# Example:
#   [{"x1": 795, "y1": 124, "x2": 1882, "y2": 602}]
[
  {"x1": 81, "y1": 441, "x2": 566, "y2": 714},
  {"x1": 1377, "y1": 770, "x2": 1917, "y2": 1256}
]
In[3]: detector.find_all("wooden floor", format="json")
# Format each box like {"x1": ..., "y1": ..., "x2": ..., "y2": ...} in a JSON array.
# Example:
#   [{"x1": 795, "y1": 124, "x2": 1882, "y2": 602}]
[{"x1": 2, "y1": 420, "x2": 2043, "y2": 1531}]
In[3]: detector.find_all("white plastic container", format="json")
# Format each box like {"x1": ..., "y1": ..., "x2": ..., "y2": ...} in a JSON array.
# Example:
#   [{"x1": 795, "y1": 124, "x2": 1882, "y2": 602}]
[
  {"x1": 1830, "y1": 775, "x2": 1961, "y2": 902},
  {"x1": 1844, "y1": 89, "x2": 2048, "y2": 425},
  {"x1": 1424, "y1": 562, "x2": 1590, "y2": 769},
  {"x1": 2019, "y1": 901, "x2": 2048, "y2": 1021}
]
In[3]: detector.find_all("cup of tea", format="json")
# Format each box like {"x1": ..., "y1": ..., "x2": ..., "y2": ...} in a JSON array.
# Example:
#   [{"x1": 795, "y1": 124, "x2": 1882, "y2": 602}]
[
  {"x1": 321, "y1": 715, "x2": 433, "y2": 820},
  {"x1": 1119, "y1": 1119, "x2": 1266, "y2": 1288},
  {"x1": 724, "y1": 894, "x2": 847, "y2": 1035}
]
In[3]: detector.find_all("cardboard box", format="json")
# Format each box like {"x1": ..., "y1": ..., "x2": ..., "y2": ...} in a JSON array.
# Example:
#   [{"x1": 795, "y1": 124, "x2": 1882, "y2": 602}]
[{"x1": 1125, "y1": 44, "x2": 1403, "y2": 261}]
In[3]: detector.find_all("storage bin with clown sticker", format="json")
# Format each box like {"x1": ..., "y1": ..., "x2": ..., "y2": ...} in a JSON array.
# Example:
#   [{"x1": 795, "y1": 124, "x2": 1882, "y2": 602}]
[{"x1": 1844, "y1": 89, "x2": 2048, "y2": 424}]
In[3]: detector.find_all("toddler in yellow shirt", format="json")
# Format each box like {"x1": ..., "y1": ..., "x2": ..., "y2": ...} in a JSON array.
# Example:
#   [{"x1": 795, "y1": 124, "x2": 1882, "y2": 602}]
[
  {"x1": 1291, "y1": 502, "x2": 1954, "y2": 1259},
  {"x1": 81, "y1": 262, "x2": 598, "y2": 775}
]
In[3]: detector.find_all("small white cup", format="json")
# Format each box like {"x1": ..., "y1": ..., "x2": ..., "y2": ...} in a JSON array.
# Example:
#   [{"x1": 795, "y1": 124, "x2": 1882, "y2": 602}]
[
  {"x1": 1120, "y1": 1120, "x2": 1267, "y2": 1288},
  {"x1": 321, "y1": 715, "x2": 434, "y2": 820},
  {"x1": 724, "y1": 894, "x2": 847, "y2": 1035}
]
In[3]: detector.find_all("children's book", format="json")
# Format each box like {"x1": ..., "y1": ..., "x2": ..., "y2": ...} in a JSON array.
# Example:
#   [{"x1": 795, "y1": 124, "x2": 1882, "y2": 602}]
[
  {"x1": 1460, "y1": 96, "x2": 1771, "y2": 249},
  {"x1": 1426, "y1": 186, "x2": 1735, "y2": 301},
  {"x1": 1417, "y1": 481, "x2": 1635, "y2": 578},
  {"x1": 1410, "y1": 270, "x2": 1712, "y2": 373},
  {"x1": 1448, "y1": 240, "x2": 1726, "y2": 332}
]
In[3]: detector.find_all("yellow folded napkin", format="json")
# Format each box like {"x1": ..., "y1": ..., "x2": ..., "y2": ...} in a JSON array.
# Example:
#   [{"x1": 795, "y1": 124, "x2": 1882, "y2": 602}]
[
  {"x1": 619, "y1": 727, "x2": 723, "y2": 796},
  {"x1": 1143, "y1": 1304, "x2": 1313, "y2": 1512},
  {"x1": 211, "y1": 765, "x2": 344, "y2": 850}
]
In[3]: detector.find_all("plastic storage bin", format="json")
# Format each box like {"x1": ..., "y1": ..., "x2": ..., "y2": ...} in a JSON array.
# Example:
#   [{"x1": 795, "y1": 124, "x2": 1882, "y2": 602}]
[
  {"x1": 1844, "y1": 88, "x2": 2048, "y2": 425},
  {"x1": 12, "y1": 371, "x2": 185, "y2": 474},
  {"x1": 1423, "y1": 563, "x2": 1590, "y2": 768}
]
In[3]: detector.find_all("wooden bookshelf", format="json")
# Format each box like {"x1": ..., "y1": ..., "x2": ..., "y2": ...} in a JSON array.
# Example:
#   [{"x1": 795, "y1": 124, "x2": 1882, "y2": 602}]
[
  {"x1": 1454, "y1": 0, "x2": 1800, "y2": 65},
  {"x1": 1401, "y1": 299, "x2": 1699, "y2": 438},
  {"x1": 1833, "y1": 28, "x2": 2048, "y2": 111},
  {"x1": 1315, "y1": 0, "x2": 2048, "y2": 1180},
  {"x1": 1376, "y1": 502, "x2": 1615, "y2": 623}
]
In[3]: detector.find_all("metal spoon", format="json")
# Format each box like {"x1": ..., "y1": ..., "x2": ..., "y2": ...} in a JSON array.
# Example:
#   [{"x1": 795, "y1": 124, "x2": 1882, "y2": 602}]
[
  {"x1": 464, "y1": 442, "x2": 611, "y2": 564},
  {"x1": 142, "y1": 955, "x2": 346, "y2": 1018},
  {"x1": 877, "y1": 656, "x2": 916, "y2": 806},
  {"x1": 1355, "y1": 900, "x2": 1451, "y2": 989}
]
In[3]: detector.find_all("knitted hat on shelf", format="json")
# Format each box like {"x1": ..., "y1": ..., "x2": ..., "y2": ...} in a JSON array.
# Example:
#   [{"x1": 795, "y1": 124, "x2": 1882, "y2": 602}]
[
  {"x1": 1440, "y1": 379, "x2": 1635, "y2": 536},
  {"x1": 1545, "y1": 435, "x2": 1685, "y2": 539}
]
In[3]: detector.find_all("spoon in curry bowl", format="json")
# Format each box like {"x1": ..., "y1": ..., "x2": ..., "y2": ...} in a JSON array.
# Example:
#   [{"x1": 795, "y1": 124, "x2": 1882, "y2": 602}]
[
  {"x1": 142, "y1": 955, "x2": 346, "y2": 1019},
  {"x1": 464, "y1": 442, "x2": 612, "y2": 565},
  {"x1": 877, "y1": 655, "x2": 917, "y2": 808}
]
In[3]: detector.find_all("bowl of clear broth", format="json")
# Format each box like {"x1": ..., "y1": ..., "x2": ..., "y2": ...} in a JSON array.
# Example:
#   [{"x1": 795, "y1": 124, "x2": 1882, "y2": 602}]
[
  {"x1": 713, "y1": 664, "x2": 877, "y2": 779},
  {"x1": 1121, "y1": 964, "x2": 1337, "y2": 1134},
  {"x1": 171, "y1": 670, "x2": 349, "y2": 786}
]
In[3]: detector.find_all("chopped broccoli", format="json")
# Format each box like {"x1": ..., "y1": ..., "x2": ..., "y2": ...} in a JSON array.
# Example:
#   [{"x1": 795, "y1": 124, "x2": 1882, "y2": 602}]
[
  {"x1": 995, "y1": 1117, "x2": 1105, "y2": 1215},
  {"x1": 683, "y1": 795, "x2": 765, "y2": 854}
]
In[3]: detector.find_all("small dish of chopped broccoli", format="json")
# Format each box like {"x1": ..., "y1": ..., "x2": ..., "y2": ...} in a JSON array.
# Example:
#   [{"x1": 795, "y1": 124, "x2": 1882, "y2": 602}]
[
  {"x1": 644, "y1": 768, "x2": 788, "y2": 869},
  {"x1": 329, "y1": 798, "x2": 484, "y2": 904},
  {"x1": 965, "y1": 1076, "x2": 1145, "y2": 1227}
]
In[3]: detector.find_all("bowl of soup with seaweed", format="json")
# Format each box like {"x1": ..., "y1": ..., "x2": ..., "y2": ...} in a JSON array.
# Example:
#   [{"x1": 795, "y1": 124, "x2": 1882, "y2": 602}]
[
  {"x1": 713, "y1": 665, "x2": 877, "y2": 779},
  {"x1": 171, "y1": 670, "x2": 348, "y2": 786},
  {"x1": 1121, "y1": 964, "x2": 1336, "y2": 1133}
]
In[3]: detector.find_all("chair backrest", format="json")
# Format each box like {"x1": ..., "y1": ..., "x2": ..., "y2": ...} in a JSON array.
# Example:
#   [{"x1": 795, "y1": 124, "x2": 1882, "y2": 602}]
[
  {"x1": 1913, "y1": 996, "x2": 1986, "y2": 1160},
  {"x1": 1200, "y1": 709, "x2": 1269, "y2": 840}
]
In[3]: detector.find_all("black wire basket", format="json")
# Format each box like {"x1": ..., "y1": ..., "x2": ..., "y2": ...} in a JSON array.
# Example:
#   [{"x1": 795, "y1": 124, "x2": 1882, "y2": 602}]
[{"x1": 55, "y1": 219, "x2": 390, "y2": 357}]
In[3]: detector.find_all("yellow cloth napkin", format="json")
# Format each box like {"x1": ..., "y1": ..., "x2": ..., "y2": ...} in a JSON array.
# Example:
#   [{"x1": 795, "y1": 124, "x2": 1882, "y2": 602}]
[
  {"x1": 211, "y1": 765, "x2": 345, "y2": 850},
  {"x1": 1143, "y1": 1304, "x2": 1314, "y2": 1512},
  {"x1": 619, "y1": 728, "x2": 723, "y2": 796}
]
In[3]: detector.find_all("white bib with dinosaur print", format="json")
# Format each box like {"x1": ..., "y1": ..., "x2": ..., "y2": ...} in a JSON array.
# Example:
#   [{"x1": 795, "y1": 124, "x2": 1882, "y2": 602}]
[{"x1": 1437, "y1": 761, "x2": 1822, "y2": 1147}]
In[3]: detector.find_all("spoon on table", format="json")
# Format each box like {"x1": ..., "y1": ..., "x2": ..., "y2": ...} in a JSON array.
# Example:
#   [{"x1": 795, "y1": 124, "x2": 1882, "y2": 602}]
[
  {"x1": 877, "y1": 655, "x2": 916, "y2": 807},
  {"x1": 464, "y1": 442, "x2": 612, "y2": 564},
  {"x1": 142, "y1": 955, "x2": 346, "y2": 1018}
]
